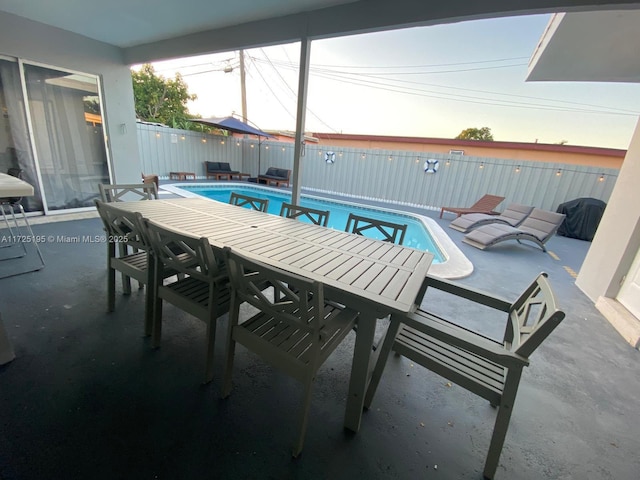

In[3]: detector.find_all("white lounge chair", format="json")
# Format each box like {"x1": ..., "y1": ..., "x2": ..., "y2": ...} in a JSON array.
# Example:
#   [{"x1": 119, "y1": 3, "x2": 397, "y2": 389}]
[
  {"x1": 449, "y1": 203, "x2": 534, "y2": 233},
  {"x1": 462, "y1": 208, "x2": 566, "y2": 252}
]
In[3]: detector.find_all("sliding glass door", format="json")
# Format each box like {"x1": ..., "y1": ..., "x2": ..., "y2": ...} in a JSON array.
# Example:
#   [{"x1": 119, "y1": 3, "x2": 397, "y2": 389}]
[
  {"x1": 22, "y1": 62, "x2": 109, "y2": 211},
  {"x1": 0, "y1": 57, "x2": 110, "y2": 213}
]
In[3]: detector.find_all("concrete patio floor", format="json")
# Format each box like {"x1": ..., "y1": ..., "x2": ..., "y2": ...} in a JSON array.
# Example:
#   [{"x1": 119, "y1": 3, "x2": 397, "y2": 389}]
[{"x1": 1, "y1": 194, "x2": 638, "y2": 479}]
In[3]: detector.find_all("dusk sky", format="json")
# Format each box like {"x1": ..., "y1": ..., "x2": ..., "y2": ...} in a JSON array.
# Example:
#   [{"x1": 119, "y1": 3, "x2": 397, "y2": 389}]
[{"x1": 144, "y1": 13, "x2": 640, "y2": 150}]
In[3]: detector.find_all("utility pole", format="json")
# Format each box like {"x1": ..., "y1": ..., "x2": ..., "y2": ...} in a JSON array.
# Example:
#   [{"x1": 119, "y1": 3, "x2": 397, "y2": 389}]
[{"x1": 239, "y1": 50, "x2": 247, "y2": 123}]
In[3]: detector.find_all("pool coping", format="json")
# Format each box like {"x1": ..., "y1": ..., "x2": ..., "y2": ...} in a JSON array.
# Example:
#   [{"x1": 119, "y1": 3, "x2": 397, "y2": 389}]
[{"x1": 161, "y1": 183, "x2": 473, "y2": 279}]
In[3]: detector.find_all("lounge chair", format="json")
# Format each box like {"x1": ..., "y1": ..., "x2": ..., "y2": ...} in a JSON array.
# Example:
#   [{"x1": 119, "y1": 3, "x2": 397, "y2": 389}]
[
  {"x1": 258, "y1": 167, "x2": 291, "y2": 187},
  {"x1": 462, "y1": 208, "x2": 566, "y2": 252},
  {"x1": 449, "y1": 203, "x2": 534, "y2": 233},
  {"x1": 440, "y1": 194, "x2": 505, "y2": 218}
]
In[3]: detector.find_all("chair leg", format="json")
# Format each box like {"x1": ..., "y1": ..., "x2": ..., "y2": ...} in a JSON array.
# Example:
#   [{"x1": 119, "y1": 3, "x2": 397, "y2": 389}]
[
  {"x1": 482, "y1": 369, "x2": 522, "y2": 480},
  {"x1": 143, "y1": 255, "x2": 155, "y2": 336},
  {"x1": 107, "y1": 243, "x2": 116, "y2": 313},
  {"x1": 363, "y1": 316, "x2": 402, "y2": 409},
  {"x1": 292, "y1": 376, "x2": 315, "y2": 458},
  {"x1": 118, "y1": 243, "x2": 131, "y2": 295},
  {"x1": 203, "y1": 314, "x2": 216, "y2": 384},
  {"x1": 222, "y1": 298, "x2": 240, "y2": 398}
]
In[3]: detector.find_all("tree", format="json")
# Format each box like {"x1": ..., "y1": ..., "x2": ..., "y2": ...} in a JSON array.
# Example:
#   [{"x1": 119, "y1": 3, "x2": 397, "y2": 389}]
[
  {"x1": 455, "y1": 127, "x2": 494, "y2": 141},
  {"x1": 131, "y1": 64, "x2": 200, "y2": 128}
]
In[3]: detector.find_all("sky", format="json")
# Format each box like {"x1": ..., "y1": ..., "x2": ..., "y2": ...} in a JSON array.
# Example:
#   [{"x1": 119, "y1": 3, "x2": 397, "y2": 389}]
[{"x1": 143, "y1": 14, "x2": 640, "y2": 150}]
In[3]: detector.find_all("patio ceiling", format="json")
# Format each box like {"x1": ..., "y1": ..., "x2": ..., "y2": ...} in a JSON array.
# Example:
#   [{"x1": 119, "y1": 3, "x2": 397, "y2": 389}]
[
  {"x1": 527, "y1": 9, "x2": 640, "y2": 82},
  {"x1": 1, "y1": 0, "x2": 640, "y2": 64}
]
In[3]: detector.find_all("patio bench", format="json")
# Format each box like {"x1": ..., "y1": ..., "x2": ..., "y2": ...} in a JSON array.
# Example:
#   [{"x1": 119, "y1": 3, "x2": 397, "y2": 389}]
[
  {"x1": 204, "y1": 161, "x2": 249, "y2": 180},
  {"x1": 364, "y1": 273, "x2": 565, "y2": 479},
  {"x1": 258, "y1": 167, "x2": 291, "y2": 187}
]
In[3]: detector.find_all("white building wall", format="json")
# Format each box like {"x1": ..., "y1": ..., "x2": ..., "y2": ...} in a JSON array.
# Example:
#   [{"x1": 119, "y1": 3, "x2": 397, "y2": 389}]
[{"x1": 0, "y1": 11, "x2": 139, "y2": 184}]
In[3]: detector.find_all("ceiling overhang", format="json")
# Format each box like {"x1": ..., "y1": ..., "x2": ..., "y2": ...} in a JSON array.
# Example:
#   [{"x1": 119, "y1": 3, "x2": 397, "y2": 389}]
[{"x1": 527, "y1": 9, "x2": 640, "y2": 82}]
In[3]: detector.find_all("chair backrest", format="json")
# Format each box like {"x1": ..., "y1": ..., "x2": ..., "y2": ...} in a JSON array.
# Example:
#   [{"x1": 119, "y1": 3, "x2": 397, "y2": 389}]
[
  {"x1": 504, "y1": 273, "x2": 565, "y2": 358},
  {"x1": 223, "y1": 247, "x2": 324, "y2": 335},
  {"x1": 469, "y1": 194, "x2": 505, "y2": 211},
  {"x1": 144, "y1": 219, "x2": 223, "y2": 282},
  {"x1": 229, "y1": 192, "x2": 269, "y2": 212},
  {"x1": 99, "y1": 183, "x2": 158, "y2": 202},
  {"x1": 95, "y1": 199, "x2": 148, "y2": 251},
  {"x1": 499, "y1": 204, "x2": 534, "y2": 225},
  {"x1": 518, "y1": 208, "x2": 566, "y2": 243},
  {"x1": 280, "y1": 202, "x2": 330, "y2": 227},
  {"x1": 345, "y1": 213, "x2": 407, "y2": 245}
]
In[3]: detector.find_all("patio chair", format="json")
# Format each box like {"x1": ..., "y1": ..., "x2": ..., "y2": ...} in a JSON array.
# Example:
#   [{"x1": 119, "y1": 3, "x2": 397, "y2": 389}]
[
  {"x1": 364, "y1": 273, "x2": 565, "y2": 479},
  {"x1": 229, "y1": 192, "x2": 269, "y2": 212},
  {"x1": 144, "y1": 219, "x2": 230, "y2": 384},
  {"x1": 440, "y1": 194, "x2": 505, "y2": 218},
  {"x1": 462, "y1": 208, "x2": 566, "y2": 252},
  {"x1": 221, "y1": 247, "x2": 359, "y2": 457},
  {"x1": 95, "y1": 200, "x2": 177, "y2": 336},
  {"x1": 449, "y1": 203, "x2": 534, "y2": 233},
  {"x1": 279, "y1": 202, "x2": 330, "y2": 226},
  {"x1": 345, "y1": 212, "x2": 407, "y2": 244},
  {"x1": 99, "y1": 183, "x2": 158, "y2": 202}
]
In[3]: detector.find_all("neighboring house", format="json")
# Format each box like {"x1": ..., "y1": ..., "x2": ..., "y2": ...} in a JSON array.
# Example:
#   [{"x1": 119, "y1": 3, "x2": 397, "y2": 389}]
[{"x1": 311, "y1": 133, "x2": 626, "y2": 168}]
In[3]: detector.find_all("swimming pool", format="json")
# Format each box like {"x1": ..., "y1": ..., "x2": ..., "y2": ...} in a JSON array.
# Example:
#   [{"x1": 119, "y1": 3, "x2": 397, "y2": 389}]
[{"x1": 163, "y1": 183, "x2": 473, "y2": 278}]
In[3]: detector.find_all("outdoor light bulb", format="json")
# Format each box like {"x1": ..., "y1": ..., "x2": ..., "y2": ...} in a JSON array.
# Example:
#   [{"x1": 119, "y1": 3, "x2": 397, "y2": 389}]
[
  {"x1": 556, "y1": 169, "x2": 562, "y2": 176},
  {"x1": 220, "y1": 140, "x2": 225, "y2": 145},
  {"x1": 388, "y1": 156, "x2": 393, "y2": 161},
  {"x1": 361, "y1": 153, "x2": 366, "y2": 159},
  {"x1": 155, "y1": 133, "x2": 161, "y2": 138},
  {"x1": 282, "y1": 147, "x2": 285, "y2": 151},
  {"x1": 599, "y1": 174, "x2": 605, "y2": 182},
  {"x1": 479, "y1": 163, "x2": 484, "y2": 169},
  {"x1": 201, "y1": 138, "x2": 207, "y2": 143},
  {"x1": 265, "y1": 145, "x2": 269, "y2": 150},
  {"x1": 236, "y1": 141, "x2": 240, "y2": 146},
  {"x1": 181, "y1": 135, "x2": 185, "y2": 140},
  {"x1": 339, "y1": 152, "x2": 343, "y2": 157},
  {"x1": 445, "y1": 160, "x2": 450, "y2": 166},
  {"x1": 250, "y1": 144, "x2": 254, "y2": 148},
  {"x1": 515, "y1": 166, "x2": 521, "y2": 173}
]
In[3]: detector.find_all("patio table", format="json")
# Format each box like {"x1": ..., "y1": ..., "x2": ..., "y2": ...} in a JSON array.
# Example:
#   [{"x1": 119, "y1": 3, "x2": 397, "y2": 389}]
[{"x1": 113, "y1": 197, "x2": 434, "y2": 432}]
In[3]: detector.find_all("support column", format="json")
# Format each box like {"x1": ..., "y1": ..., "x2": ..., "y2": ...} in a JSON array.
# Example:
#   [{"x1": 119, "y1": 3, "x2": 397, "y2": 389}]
[{"x1": 291, "y1": 37, "x2": 311, "y2": 205}]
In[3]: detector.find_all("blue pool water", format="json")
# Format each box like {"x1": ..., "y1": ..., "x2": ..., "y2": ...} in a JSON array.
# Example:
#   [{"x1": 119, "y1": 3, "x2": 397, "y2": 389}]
[{"x1": 176, "y1": 184, "x2": 444, "y2": 263}]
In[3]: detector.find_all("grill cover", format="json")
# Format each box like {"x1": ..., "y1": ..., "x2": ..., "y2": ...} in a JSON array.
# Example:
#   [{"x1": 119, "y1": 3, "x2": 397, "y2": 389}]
[{"x1": 556, "y1": 197, "x2": 606, "y2": 241}]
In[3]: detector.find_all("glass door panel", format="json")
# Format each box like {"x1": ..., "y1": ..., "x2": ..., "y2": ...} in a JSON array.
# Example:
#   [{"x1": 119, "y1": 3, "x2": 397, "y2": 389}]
[
  {"x1": 0, "y1": 58, "x2": 43, "y2": 212},
  {"x1": 23, "y1": 63, "x2": 109, "y2": 211}
]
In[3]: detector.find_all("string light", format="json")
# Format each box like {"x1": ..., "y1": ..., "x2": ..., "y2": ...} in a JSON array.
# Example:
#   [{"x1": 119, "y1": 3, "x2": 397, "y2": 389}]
[
  {"x1": 515, "y1": 166, "x2": 521, "y2": 173},
  {"x1": 556, "y1": 169, "x2": 562, "y2": 176},
  {"x1": 599, "y1": 174, "x2": 605, "y2": 182},
  {"x1": 220, "y1": 139, "x2": 225, "y2": 145},
  {"x1": 180, "y1": 135, "x2": 186, "y2": 140},
  {"x1": 155, "y1": 132, "x2": 161, "y2": 138},
  {"x1": 201, "y1": 137, "x2": 207, "y2": 143},
  {"x1": 388, "y1": 156, "x2": 393, "y2": 161},
  {"x1": 445, "y1": 159, "x2": 451, "y2": 166},
  {"x1": 361, "y1": 153, "x2": 366, "y2": 159},
  {"x1": 479, "y1": 162, "x2": 484, "y2": 169}
]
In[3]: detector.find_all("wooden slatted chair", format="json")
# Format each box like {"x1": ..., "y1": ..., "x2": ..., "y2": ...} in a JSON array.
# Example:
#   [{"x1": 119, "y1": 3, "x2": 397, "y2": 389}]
[
  {"x1": 95, "y1": 200, "x2": 175, "y2": 336},
  {"x1": 222, "y1": 247, "x2": 359, "y2": 457},
  {"x1": 279, "y1": 202, "x2": 330, "y2": 226},
  {"x1": 144, "y1": 219, "x2": 230, "y2": 384},
  {"x1": 364, "y1": 273, "x2": 565, "y2": 479},
  {"x1": 229, "y1": 192, "x2": 269, "y2": 212},
  {"x1": 345, "y1": 212, "x2": 407, "y2": 245},
  {"x1": 99, "y1": 183, "x2": 158, "y2": 202}
]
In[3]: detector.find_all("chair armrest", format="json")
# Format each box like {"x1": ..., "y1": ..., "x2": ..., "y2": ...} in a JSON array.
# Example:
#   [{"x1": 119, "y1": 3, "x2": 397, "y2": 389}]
[
  {"x1": 402, "y1": 310, "x2": 529, "y2": 368},
  {"x1": 423, "y1": 275, "x2": 512, "y2": 312}
]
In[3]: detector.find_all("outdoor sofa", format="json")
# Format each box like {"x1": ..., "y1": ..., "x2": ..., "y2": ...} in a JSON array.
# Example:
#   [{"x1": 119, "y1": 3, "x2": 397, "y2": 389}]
[
  {"x1": 258, "y1": 167, "x2": 291, "y2": 187},
  {"x1": 204, "y1": 161, "x2": 249, "y2": 180}
]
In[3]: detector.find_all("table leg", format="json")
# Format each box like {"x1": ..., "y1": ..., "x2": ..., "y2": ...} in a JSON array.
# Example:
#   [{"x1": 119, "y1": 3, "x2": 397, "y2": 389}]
[{"x1": 344, "y1": 314, "x2": 377, "y2": 432}]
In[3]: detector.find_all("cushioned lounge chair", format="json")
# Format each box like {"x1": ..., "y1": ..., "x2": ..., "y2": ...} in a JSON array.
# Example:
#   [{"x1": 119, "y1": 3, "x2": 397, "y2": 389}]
[
  {"x1": 462, "y1": 208, "x2": 566, "y2": 252},
  {"x1": 440, "y1": 194, "x2": 505, "y2": 218},
  {"x1": 449, "y1": 203, "x2": 534, "y2": 233}
]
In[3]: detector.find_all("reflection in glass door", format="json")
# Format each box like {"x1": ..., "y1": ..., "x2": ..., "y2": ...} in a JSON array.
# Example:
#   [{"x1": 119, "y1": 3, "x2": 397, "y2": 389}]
[{"x1": 23, "y1": 63, "x2": 109, "y2": 211}]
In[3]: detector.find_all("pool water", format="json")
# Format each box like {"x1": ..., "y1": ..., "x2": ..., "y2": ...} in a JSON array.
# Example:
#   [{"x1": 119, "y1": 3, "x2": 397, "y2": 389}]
[{"x1": 177, "y1": 184, "x2": 444, "y2": 263}]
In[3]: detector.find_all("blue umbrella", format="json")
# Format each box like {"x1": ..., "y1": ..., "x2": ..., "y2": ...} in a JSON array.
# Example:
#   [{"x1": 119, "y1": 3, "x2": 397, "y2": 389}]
[{"x1": 193, "y1": 116, "x2": 275, "y2": 177}]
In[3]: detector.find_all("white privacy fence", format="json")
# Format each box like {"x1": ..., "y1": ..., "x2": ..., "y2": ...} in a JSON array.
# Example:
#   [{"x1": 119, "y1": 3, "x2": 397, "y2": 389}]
[{"x1": 138, "y1": 123, "x2": 619, "y2": 213}]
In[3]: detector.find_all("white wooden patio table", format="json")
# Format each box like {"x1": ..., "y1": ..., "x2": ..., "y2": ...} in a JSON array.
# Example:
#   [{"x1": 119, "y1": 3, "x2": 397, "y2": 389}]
[{"x1": 113, "y1": 197, "x2": 434, "y2": 432}]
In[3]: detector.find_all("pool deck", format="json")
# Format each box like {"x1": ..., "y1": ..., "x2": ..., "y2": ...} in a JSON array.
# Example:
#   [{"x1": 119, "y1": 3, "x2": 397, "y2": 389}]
[{"x1": 1, "y1": 181, "x2": 638, "y2": 479}]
